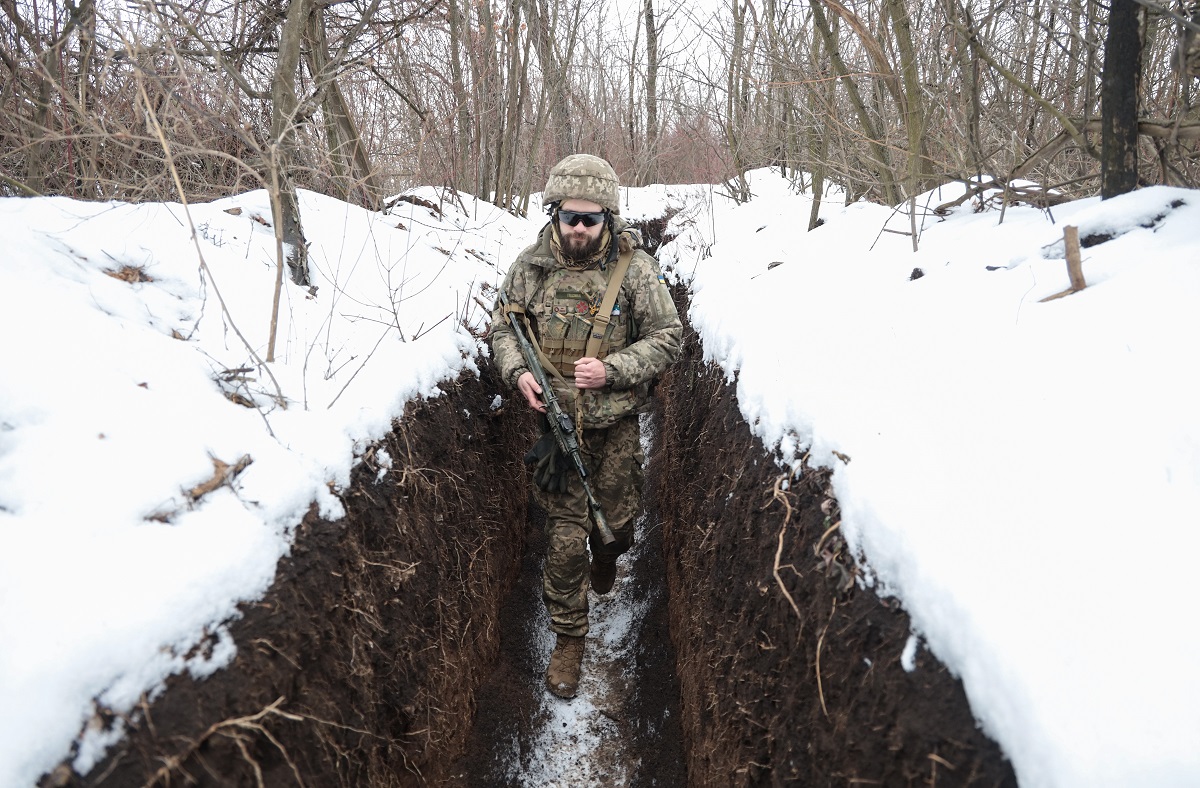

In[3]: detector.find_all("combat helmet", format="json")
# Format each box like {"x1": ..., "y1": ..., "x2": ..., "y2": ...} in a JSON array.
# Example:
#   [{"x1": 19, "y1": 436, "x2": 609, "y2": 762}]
[{"x1": 542, "y1": 154, "x2": 620, "y2": 215}]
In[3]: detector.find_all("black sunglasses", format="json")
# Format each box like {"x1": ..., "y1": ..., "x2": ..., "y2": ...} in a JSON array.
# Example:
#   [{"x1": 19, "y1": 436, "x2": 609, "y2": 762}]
[{"x1": 557, "y1": 209, "x2": 607, "y2": 228}]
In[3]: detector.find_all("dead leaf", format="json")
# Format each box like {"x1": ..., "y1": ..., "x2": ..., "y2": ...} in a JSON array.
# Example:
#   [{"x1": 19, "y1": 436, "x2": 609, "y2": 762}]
[
  {"x1": 188, "y1": 454, "x2": 253, "y2": 500},
  {"x1": 104, "y1": 265, "x2": 152, "y2": 283}
]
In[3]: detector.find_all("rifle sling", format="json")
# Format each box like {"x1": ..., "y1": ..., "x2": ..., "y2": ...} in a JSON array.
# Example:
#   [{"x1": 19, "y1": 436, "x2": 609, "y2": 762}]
[{"x1": 585, "y1": 249, "x2": 633, "y2": 360}]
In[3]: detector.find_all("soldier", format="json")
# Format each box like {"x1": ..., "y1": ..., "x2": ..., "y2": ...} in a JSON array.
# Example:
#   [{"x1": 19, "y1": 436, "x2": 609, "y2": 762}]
[{"x1": 488, "y1": 154, "x2": 682, "y2": 699}]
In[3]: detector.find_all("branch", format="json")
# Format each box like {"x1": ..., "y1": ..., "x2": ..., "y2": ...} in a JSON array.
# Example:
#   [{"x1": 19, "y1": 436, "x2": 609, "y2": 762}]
[
  {"x1": 137, "y1": 77, "x2": 288, "y2": 409},
  {"x1": 1130, "y1": 0, "x2": 1200, "y2": 33},
  {"x1": 1072, "y1": 117, "x2": 1200, "y2": 141},
  {"x1": 367, "y1": 64, "x2": 428, "y2": 121},
  {"x1": 152, "y1": 0, "x2": 271, "y2": 99},
  {"x1": 960, "y1": 21, "x2": 1098, "y2": 160}
]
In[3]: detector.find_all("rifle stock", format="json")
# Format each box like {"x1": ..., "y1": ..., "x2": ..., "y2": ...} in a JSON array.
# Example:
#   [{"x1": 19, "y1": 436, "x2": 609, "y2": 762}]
[{"x1": 500, "y1": 292, "x2": 616, "y2": 545}]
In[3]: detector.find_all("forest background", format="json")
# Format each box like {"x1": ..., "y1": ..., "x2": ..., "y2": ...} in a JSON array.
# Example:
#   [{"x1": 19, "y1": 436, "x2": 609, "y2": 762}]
[{"x1": 3, "y1": 0, "x2": 1199, "y2": 250}]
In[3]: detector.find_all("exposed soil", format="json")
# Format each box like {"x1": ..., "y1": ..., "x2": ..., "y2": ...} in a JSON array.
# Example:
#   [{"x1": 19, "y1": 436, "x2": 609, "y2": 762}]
[
  {"x1": 48, "y1": 213, "x2": 1016, "y2": 788},
  {"x1": 650, "y1": 286, "x2": 1018, "y2": 787},
  {"x1": 48, "y1": 362, "x2": 536, "y2": 787}
]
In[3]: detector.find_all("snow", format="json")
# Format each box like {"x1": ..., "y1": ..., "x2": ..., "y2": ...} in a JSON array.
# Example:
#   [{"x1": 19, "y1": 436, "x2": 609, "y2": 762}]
[
  {"x1": 0, "y1": 188, "x2": 530, "y2": 785},
  {"x1": 655, "y1": 170, "x2": 1200, "y2": 788},
  {"x1": 1, "y1": 168, "x2": 1198, "y2": 787}
]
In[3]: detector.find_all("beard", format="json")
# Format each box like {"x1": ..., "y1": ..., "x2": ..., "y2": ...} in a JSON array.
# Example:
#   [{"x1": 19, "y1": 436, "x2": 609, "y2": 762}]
[{"x1": 560, "y1": 229, "x2": 606, "y2": 263}]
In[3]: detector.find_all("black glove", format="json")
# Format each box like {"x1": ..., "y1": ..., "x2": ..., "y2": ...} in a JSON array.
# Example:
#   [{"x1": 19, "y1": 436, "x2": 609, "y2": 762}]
[{"x1": 524, "y1": 431, "x2": 570, "y2": 494}]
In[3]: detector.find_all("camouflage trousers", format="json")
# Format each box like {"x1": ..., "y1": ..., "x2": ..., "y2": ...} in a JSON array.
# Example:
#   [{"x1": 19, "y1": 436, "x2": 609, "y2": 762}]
[{"x1": 533, "y1": 415, "x2": 643, "y2": 637}]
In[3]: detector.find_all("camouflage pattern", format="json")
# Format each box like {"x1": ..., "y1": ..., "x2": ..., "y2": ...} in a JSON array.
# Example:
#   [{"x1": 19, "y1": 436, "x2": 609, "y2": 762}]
[
  {"x1": 489, "y1": 215, "x2": 682, "y2": 429},
  {"x1": 535, "y1": 415, "x2": 643, "y2": 636},
  {"x1": 541, "y1": 154, "x2": 621, "y2": 214},
  {"x1": 487, "y1": 176, "x2": 681, "y2": 637}
]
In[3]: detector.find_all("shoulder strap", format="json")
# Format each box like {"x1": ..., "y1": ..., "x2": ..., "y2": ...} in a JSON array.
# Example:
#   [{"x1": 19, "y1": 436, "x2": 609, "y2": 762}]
[{"x1": 585, "y1": 248, "x2": 633, "y2": 359}]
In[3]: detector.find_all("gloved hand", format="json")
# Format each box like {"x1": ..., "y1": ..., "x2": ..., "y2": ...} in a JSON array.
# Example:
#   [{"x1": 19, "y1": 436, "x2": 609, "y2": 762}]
[{"x1": 524, "y1": 431, "x2": 570, "y2": 494}]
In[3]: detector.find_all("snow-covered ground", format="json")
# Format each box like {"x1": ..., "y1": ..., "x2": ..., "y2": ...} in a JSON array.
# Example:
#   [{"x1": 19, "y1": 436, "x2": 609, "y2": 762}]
[
  {"x1": 652, "y1": 172, "x2": 1200, "y2": 788},
  {"x1": 1, "y1": 169, "x2": 1198, "y2": 787},
  {"x1": 0, "y1": 188, "x2": 533, "y2": 785}
]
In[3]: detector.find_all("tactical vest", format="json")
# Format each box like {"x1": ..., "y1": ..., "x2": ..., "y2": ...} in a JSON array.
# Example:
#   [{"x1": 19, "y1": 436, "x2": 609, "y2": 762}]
[{"x1": 531, "y1": 265, "x2": 632, "y2": 378}]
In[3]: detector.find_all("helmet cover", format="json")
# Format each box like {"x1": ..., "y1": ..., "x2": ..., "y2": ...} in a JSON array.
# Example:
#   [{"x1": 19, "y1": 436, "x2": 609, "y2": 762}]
[{"x1": 542, "y1": 154, "x2": 620, "y2": 214}]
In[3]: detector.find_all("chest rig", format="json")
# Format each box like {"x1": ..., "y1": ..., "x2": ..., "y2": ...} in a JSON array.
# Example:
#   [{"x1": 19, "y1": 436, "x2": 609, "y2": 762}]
[
  {"x1": 534, "y1": 253, "x2": 632, "y2": 378},
  {"x1": 500, "y1": 249, "x2": 633, "y2": 434}
]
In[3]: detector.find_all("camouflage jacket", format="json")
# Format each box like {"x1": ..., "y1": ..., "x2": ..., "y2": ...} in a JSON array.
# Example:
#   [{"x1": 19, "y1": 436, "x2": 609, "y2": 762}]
[{"x1": 489, "y1": 216, "x2": 682, "y2": 429}]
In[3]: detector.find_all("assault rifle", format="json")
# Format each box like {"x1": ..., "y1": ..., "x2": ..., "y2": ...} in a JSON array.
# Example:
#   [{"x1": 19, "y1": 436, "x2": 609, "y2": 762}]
[{"x1": 500, "y1": 291, "x2": 616, "y2": 545}]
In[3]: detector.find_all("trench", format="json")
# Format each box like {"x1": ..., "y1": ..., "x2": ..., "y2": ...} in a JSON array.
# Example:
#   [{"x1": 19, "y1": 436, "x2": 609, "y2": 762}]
[
  {"x1": 50, "y1": 220, "x2": 1017, "y2": 788},
  {"x1": 447, "y1": 415, "x2": 688, "y2": 787}
]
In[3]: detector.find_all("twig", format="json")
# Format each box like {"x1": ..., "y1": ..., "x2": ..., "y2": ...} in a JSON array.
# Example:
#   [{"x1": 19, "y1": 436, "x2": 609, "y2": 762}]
[
  {"x1": 135, "y1": 75, "x2": 288, "y2": 410},
  {"x1": 326, "y1": 323, "x2": 394, "y2": 409},
  {"x1": 267, "y1": 144, "x2": 286, "y2": 363},
  {"x1": 411, "y1": 311, "x2": 453, "y2": 341},
  {"x1": 187, "y1": 454, "x2": 253, "y2": 500}
]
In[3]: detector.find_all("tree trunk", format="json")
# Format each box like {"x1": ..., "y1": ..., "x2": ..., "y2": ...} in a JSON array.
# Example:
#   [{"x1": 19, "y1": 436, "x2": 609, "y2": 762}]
[
  {"x1": 808, "y1": 0, "x2": 899, "y2": 204},
  {"x1": 270, "y1": 0, "x2": 313, "y2": 286},
  {"x1": 808, "y1": 17, "x2": 833, "y2": 231},
  {"x1": 884, "y1": 0, "x2": 928, "y2": 199},
  {"x1": 644, "y1": 0, "x2": 659, "y2": 185},
  {"x1": 724, "y1": 0, "x2": 751, "y2": 201},
  {"x1": 447, "y1": 0, "x2": 472, "y2": 191},
  {"x1": 522, "y1": 0, "x2": 583, "y2": 206},
  {"x1": 1101, "y1": 0, "x2": 1141, "y2": 198},
  {"x1": 305, "y1": 8, "x2": 381, "y2": 210},
  {"x1": 75, "y1": 0, "x2": 98, "y2": 197}
]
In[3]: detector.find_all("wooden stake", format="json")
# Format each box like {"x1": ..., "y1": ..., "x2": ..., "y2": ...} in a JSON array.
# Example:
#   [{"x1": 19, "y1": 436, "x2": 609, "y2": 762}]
[
  {"x1": 1040, "y1": 225, "x2": 1088, "y2": 302},
  {"x1": 1064, "y1": 225, "x2": 1086, "y2": 291}
]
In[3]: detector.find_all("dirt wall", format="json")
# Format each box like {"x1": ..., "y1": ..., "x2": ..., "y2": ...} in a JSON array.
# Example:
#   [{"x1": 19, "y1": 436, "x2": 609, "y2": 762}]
[
  {"x1": 50, "y1": 264, "x2": 1019, "y2": 788},
  {"x1": 52, "y1": 362, "x2": 537, "y2": 788},
  {"x1": 651, "y1": 289, "x2": 1018, "y2": 788}
]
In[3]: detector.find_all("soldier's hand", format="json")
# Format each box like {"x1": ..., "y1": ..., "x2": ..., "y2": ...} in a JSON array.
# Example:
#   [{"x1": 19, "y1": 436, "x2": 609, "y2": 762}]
[
  {"x1": 517, "y1": 371, "x2": 547, "y2": 413},
  {"x1": 573, "y1": 357, "x2": 607, "y2": 389}
]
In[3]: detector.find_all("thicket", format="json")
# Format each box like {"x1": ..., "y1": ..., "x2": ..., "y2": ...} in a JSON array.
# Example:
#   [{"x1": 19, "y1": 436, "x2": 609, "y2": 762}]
[{"x1": 3, "y1": 0, "x2": 1198, "y2": 217}]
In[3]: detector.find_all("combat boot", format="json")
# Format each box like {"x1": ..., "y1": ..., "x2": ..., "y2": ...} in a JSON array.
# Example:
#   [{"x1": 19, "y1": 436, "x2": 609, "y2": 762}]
[
  {"x1": 590, "y1": 558, "x2": 617, "y2": 595},
  {"x1": 545, "y1": 634, "x2": 585, "y2": 698}
]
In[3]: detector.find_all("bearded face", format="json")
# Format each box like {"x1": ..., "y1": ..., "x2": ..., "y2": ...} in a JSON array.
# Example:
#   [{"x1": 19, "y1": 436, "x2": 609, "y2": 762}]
[
  {"x1": 560, "y1": 227, "x2": 606, "y2": 262},
  {"x1": 557, "y1": 198, "x2": 607, "y2": 263}
]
